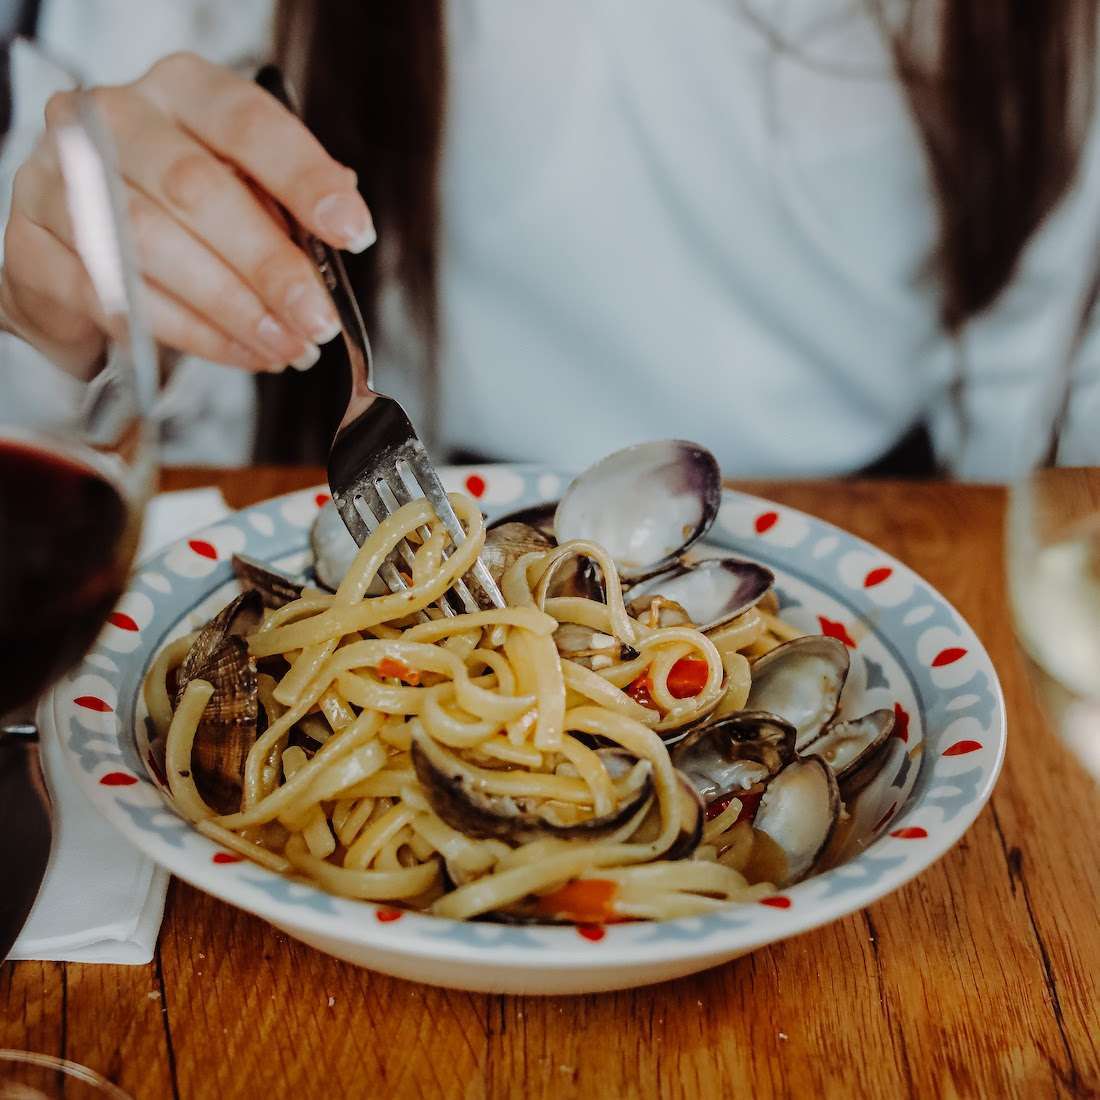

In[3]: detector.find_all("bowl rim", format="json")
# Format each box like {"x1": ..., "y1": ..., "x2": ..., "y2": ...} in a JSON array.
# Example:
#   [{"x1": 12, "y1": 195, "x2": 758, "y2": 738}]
[{"x1": 49, "y1": 464, "x2": 1007, "y2": 969}]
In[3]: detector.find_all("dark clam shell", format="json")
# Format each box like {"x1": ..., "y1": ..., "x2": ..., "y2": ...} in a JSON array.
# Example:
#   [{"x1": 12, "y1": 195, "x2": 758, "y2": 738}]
[
  {"x1": 671, "y1": 711, "x2": 796, "y2": 806},
  {"x1": 232, "y1": 553, "x2": 305, "y2": 609},
  {"x1": 629, "y1": 772, "x2": 705, "y2": 860},
  {"x1": 481, "y1": 522, "x2": 552, "y2": 586},
  {"x1": 411, "y1": 730, "x2": 653, "y2": 843},
  {"x1": 186, "y1": 636, "x2": 258, "y2": 815},
  {"x1": 486, "y1": 502, "x2": 557, "y2": 540},
  {"x1": 175, "y1": 590, "x2": 261, "y2": 815},
  {"x1": 177, "y1": 590, "x2": 262, "y2": 694},
  {"x1": 803, "y1": 709, "x2": 895, "y2": 794}
]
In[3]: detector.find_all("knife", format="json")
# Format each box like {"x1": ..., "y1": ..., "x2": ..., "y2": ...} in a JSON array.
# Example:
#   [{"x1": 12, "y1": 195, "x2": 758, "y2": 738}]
[{"x1": 0, "y1": 723, "x2": 53, "y2": 962}]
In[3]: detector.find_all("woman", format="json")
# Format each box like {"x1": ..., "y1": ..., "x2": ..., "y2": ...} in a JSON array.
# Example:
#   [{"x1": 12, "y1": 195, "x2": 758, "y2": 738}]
[{"x1": 1, "y1": 1, "x2": 1098, "y2": 476}]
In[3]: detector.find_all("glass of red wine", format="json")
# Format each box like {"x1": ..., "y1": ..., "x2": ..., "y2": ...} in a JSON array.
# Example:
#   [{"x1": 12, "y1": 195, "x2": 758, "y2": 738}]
[
  {"x1": 0, "y1": 92, "x2": 157, "y2": 721},
  {"x1": 0, "y1": 48, "x2": 151, "y2": 1098}
]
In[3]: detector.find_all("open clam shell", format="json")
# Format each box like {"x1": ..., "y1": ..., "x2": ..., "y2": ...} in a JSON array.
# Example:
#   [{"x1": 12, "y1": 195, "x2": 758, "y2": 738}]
[
  {"x1": 310, "y1": 500, "x2": 358, "y2": 591},
  {"x1": 310, "y1": 500, "x2": 385, "y2": 595},
  {"x1": 671, "y1": 711, "x2": 796, "y2": 806},
  {"x1": 629, "y1": 772, "x2": 705, "y2": 861},
  {"x1": 185, "y1": 636, "x2": 258, "y2": 815},
  {"x1": 626, "y1": 558, "x2": 774, "y2": 633},
  {"x1": 177, "y1": 590, "x2": 262, "y2": 692},
  {"x1": 745, "y1": 635, "x2": 850, "y2": 751},
  {"x1": 554, "y1": 440, "x2": 722, "y2": 581},
  {"x1": 485, "y1": 502, "x2": 557, "y2": 540},
  {"x1": 481, "y1": 522, "x2": 553, "y2": 586},
  {"x1": 751, "y1": 756, "x2": 840, "y2": 887},
  {"x1": 232, "y1": 553, "x2": 305, "y2": 609},
  {"x1": 411, "y1": 730, "x2": 653, "y2": 844},
  {"x1": 803, "y1": 709, "x2": 895, "y2": 793},
  {"x1": 172, "y1": 590, "x2": 262, "y2": 816}
]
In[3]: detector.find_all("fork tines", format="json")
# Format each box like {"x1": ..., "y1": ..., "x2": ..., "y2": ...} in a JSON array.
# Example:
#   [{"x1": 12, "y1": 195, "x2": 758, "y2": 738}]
[{"x1": 332, "y1": 440, "x2": 504, "y2": 616}]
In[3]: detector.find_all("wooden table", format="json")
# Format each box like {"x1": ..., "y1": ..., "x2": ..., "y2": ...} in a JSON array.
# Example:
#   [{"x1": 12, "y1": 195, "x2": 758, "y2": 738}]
[{"x1": 3, "y1": 469, "x2": 1099, "y2": 1099}]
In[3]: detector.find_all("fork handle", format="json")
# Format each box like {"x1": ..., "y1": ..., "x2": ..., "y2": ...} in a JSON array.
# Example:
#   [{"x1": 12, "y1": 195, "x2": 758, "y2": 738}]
[{"x1": 254, "y1": 64, "x2": 376, "y2": 413}]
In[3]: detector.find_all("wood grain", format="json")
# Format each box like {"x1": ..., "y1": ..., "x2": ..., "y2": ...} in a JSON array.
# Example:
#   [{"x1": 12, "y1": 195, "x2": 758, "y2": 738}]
[{"x1": 2, "y1": 470, "x2": 1098, "y2": 1100}]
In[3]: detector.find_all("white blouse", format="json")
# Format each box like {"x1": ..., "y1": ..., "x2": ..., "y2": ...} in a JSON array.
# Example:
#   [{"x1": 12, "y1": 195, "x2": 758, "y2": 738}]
[{"x1": 4, "y1": 0, "x2": 1099, "y2": 477}]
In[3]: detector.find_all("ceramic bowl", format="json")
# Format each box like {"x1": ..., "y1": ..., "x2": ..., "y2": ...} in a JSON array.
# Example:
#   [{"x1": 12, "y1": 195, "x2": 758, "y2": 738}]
[{"x1": 50, "y1": 466, "x2": 1006, "y2": 994}]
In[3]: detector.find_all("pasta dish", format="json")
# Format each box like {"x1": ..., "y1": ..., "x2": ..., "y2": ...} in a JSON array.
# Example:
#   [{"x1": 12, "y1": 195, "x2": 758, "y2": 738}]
[{"x1": 146, "y1": 442, "x2": 891, "y2": 925}]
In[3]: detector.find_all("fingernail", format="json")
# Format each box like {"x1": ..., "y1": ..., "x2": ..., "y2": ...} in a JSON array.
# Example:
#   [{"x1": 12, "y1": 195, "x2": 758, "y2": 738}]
[
  {"x1": 314, "y1": 193, "x2": 376, "y2": 253},
  {"x1": 285, "y1": 282, "x2": 341, "y2": 344},
  {"x1": 290, "y1": 343, "x2": 321, "y2": 371},
  {"x1": 256, "y1": 313, "x2": 302, "y2": 359}
]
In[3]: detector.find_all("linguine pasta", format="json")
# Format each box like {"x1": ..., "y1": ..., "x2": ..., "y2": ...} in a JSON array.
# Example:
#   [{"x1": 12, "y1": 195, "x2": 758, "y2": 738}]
[{"x1": 150, "y1": 493, "x2": 801, "y2": 924}]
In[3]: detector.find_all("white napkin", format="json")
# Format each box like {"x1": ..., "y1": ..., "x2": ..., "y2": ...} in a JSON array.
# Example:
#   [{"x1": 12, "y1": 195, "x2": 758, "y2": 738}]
[{"x1": 10, "y1": 487, "x2": 231, "y2": 964}]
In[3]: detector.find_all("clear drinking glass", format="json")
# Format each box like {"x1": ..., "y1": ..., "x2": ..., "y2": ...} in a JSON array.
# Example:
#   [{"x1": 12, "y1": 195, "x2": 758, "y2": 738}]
[
  {"x1": 1005, "y1": 303, "x2": 1100, "y2": 780},
  {"x1": 1008, "y1": 461, "x2": 1100, "y2": 779},
  {"x1": 0, "y1": 1050, "x2": 132, "y2": 1100}
]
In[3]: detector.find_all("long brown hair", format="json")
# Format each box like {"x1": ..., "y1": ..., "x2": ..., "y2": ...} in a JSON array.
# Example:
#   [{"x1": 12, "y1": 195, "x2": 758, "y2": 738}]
[{"x1": 257, "y1": 1, "x2": 1096, "y2": 462}]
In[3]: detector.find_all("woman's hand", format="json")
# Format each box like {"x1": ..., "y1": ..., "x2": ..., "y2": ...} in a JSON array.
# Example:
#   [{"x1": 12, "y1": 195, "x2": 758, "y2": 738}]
[{"x1": 0, "y1": 52, "x2": 374, "y2": 376}]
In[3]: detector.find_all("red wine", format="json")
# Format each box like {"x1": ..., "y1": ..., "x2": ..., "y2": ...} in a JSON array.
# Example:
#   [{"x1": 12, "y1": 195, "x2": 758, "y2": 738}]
[{"x1": 0, "y1": 439, "x2": 137, "y2": 714}]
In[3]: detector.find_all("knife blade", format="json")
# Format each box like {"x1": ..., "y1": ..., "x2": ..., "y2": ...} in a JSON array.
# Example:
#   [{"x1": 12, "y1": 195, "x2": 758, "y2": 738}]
[{"x1": 0, "y1": 724, "x2": 53, "y2": 962}]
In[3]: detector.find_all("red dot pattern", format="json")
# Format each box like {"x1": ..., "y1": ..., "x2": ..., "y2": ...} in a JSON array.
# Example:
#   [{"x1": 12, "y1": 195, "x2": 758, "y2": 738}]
[
  {"x1": 75, "y1": 695, "x2": 113, "y2": 713},
  {"x1": 932, "y1": 647, "x2": 968, "y2": 667},
  {"x1": 863, "y1": 567, "x2": 893, "y2": 588},
  {"x1": 892, "y1": 702, "x2": 910, "y2": 743},
  {"x1": 943, "y1": 740, "x2": 982, "y2": 757},
  {"x1": 99, "y1": 772, "x2": 137, "y2": 786},
  {"x1": 818, "y1": 616, "x2": 857, "y2": 648}
]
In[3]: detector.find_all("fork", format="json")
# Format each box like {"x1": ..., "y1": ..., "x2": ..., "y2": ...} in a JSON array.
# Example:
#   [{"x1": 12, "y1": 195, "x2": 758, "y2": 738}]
[{"x1": 255, "y1": 66, "x2": 504, "y2": 614}]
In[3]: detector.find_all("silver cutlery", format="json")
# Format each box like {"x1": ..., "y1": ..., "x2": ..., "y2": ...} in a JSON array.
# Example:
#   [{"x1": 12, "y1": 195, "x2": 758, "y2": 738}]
[{"x1": 255, "y1": 66, "x2": 504, "y2": 615}]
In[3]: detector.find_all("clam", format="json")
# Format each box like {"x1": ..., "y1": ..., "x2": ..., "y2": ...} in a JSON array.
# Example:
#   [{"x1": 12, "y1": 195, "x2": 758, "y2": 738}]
[
  {"x1": 181, "y1": 636, "x2": 258, "y2": 815},
  {"x1": 172, "y1": 590, "x2": 262, "y2": 815},
  {"x1": 626, "y1": 558, "x2": 774, "y2": 633},
  {"x1": 671, "y1": 711, "x2": 796, "y2": 805},
  {"x1": 483, "y1": 521, "x2": 606, "y2": 600},
  {"x1": 644, "y1": 773, "x2": 705, "y2": 860},
  {"x1": 553, "y1": 622, "x2": 627, "y2": 670},
  {"x1": 232, "y1": 553, "x2": 305, "y2": 609},
  {"x1": 411, "y1": 730, "x2": 653, "y2": 843},
  {"x1": 177, "y1": 590, "x2": 262, "y2": 691},
  {"x1": 803, "y1": 709, "x2": 895, "y2": 793},
  {"x1": 481, "y1": 522, "x2": 552, "y2": 586},
  {"x1": 751, "y1": 756, "x2": 840, "y2": 887},
  {"x1": 744, "y1": 635, "x2": 850, "y2": 751},
  {"x1": 310, "y1": 500, "x2": 358, "y2": 590},
  {"x1": 486, "y1": 502, "x2": 557, "y2": 540},
  {"x1": 554, "y1": 440, "x2": 722, "y2": 581},
  {"x1": 310, "y1": 500, "x2": 386, "y2": 594},
  {"x1": 625, "y1": 594, "x2": 693, "y2": 630}
]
